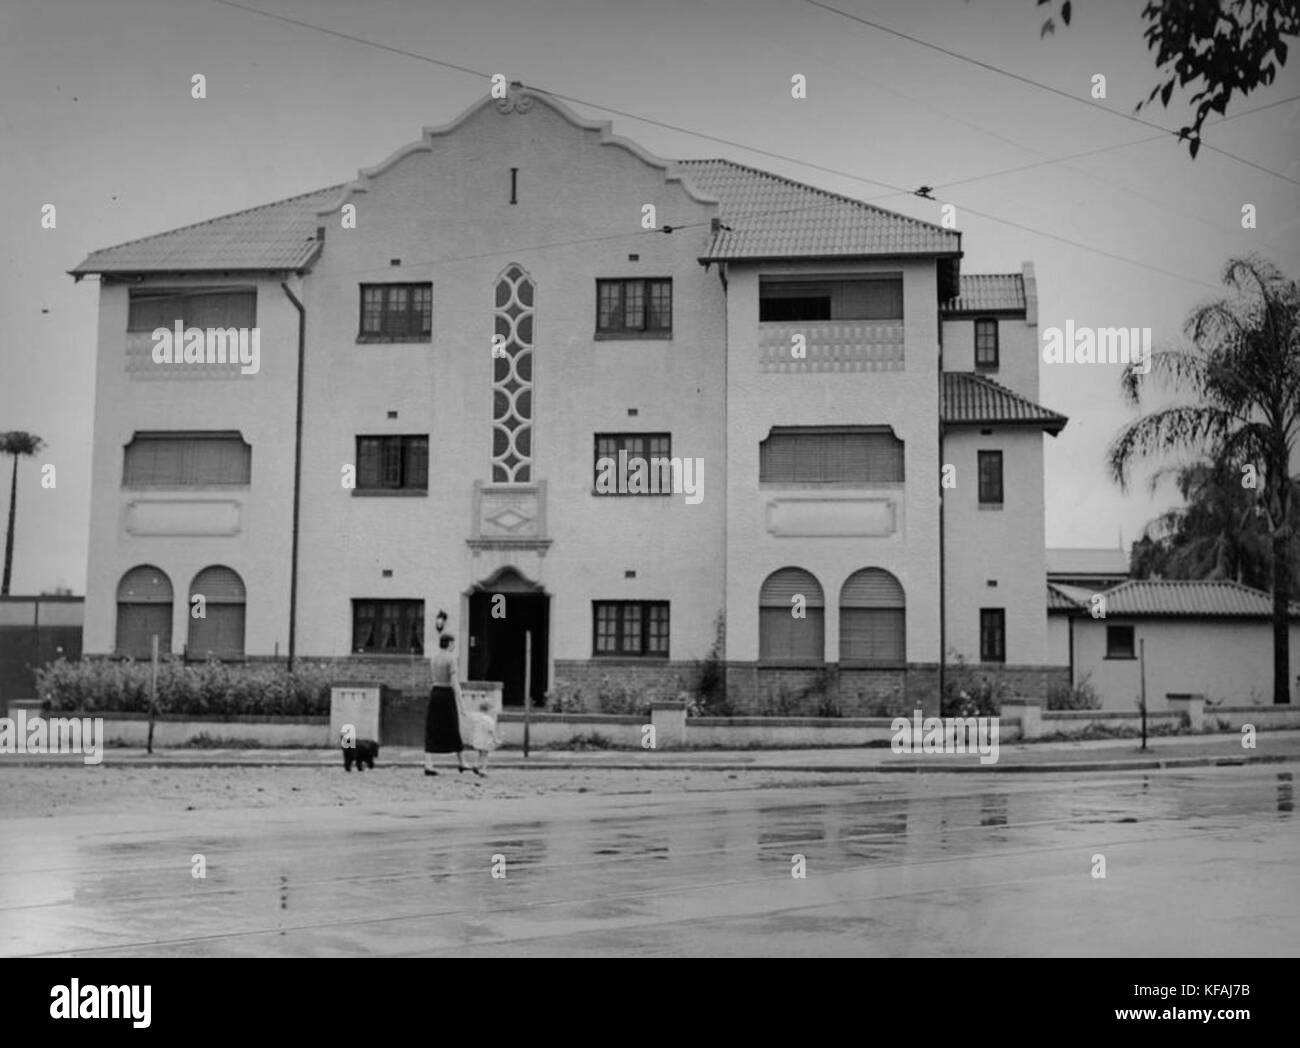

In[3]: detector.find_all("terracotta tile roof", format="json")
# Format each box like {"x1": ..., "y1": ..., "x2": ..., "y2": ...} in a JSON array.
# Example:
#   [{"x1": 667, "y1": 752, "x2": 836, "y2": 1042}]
[
  {"x1": 941, "y1": 372, "x2": 1067, "y2": 433},
  {"x1": 73, "y1": 140, "x2": 963, "y2": 274},
  {"x1": 1047, "y1": 582, "x2": 1098, "y2": 612},
  {"x1": 1097, "y1": 579, "x2": 1300, "y2": 618},
  {"x1": 675, "y1": 158, "x2": 961, "y2": 261},
  {"x1": 940, "y1": 273, "x2": 1025, "y2": 314},
  {"x1": 70, "y1": 185, "x2": 344, "y2": 275}
]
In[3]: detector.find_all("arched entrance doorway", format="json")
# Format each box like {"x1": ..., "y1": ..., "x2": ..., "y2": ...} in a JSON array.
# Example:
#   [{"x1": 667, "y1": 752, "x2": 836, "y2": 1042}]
[{"x1": 467, "y1": 566, "x2": 549, "y2": 708}]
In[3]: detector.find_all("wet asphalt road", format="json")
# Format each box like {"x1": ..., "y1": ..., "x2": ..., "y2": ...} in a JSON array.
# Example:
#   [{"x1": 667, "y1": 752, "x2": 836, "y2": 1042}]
[{"x1": 1, "y1": 764, "x2": 1295, "y2": 956}]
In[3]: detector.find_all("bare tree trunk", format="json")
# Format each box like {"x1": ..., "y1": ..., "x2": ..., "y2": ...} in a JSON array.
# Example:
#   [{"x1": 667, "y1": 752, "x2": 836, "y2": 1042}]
[
  {"x1": 2, "y1": 454, "x2": 16, "y2": 596},
  {"x1": 1272, "y1": 474, "x2": 1293, "y2": 705}
]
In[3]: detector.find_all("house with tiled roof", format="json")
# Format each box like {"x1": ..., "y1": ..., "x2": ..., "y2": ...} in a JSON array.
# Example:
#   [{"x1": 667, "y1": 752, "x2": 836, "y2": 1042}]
[
  {"x1": 1045, "y1": 578, "x2": 1300, "y2": 708},
  {"x1": 71, "y1": 85, "x2": 1068, "y2": 714}
]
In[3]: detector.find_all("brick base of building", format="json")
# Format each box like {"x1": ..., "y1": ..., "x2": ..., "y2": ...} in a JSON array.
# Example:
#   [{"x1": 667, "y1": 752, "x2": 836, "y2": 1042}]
[
  {"x1": 551, "y1": 659, "x2": 700, "y2": 708},
  {"x1": 724, "y1": 663, "x2": 920, "y2": 717},
  {"x1": 719, "y1": 661, "x2": 1067, "y2": 717},
  {"x1": 948, "y1": 663, "x2": 1069, "y2": 707}
]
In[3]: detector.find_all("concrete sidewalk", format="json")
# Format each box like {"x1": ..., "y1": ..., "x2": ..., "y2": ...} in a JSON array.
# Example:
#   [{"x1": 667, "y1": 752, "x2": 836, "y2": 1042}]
[{"x1": 5, "y1": 728, "x2": 1298, "y2": 773}]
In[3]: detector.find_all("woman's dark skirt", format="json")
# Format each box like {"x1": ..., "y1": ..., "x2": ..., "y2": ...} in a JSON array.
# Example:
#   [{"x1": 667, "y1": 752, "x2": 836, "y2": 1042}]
[{"x1": 425, "y1": 685, "x2": 463, "y2": 753}]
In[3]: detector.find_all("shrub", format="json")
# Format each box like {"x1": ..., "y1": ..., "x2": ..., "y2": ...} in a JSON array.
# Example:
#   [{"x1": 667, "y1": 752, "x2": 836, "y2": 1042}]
[
  {"x1": 184, "y1": 732, "x2": 263, "y2": 749},
  {"x1": 941, "y1": 652, "x2": 1006, "y2": 717},
  {"x1": 549, "y1": 732, "x2": 617, "y2": 750},
  {"x1": 592, "y1": 675, "x2": 651, "y2": 716},
  {"x1": 690, "y1": 611, "x2": 729, "y2": 716},
  {"x1": 35, "y1": 657, "x2": 333, "y2": 717},
  {"x1": 546, "y1": 681, "x2": 587, "y2": 714},
  {"x1": 1046, "y1": 673, "x2": 1103, "y2": 711}
]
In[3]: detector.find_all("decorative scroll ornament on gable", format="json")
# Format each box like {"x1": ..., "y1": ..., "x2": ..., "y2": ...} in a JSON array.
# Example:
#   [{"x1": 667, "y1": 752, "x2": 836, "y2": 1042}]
[{"x1": 496, "y1": 84, "x2": 534, "y2": 114}]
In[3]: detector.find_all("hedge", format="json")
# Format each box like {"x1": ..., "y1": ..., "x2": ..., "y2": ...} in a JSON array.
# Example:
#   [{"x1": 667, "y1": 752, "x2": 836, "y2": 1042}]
[{"x1": 34, "y1": 657, "x2": 333, "y2": 717}]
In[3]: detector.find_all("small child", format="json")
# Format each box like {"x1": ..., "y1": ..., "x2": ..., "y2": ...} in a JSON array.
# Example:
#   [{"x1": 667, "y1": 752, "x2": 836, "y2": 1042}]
[{"x1": 461, "y1": 701, "x2": 499, "y2": 777}]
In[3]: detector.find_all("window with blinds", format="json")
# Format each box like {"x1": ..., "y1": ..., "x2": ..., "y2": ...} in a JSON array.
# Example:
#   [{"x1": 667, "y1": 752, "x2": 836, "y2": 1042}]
[
  {"x1": 122, "y1": 433, "x2": 251, "y2": 487},
  {"x1": 840, "y1": 568, "x2": 906, "y2": 663},
  {"x1": 127, "y1": 288, "x2": 256, "y2": 332},
  {"x1": 115, "y1": 565, "x2": 173, "y2": 657},
  {"x1": 355, "y1": 436, "x2": 429, "y2": 491},
  {"x1": 759, "y1": 567, "x2": 825, "y2": 661},
  {"x1": 187, "y1": 566, "x2": 246, "y2": 658},
  {"x1": 759, "y1": 278, "x2": 903, "y2": 322},
  {"x1": 760, "y1": 427, "x2": 904, "y2": 484}
]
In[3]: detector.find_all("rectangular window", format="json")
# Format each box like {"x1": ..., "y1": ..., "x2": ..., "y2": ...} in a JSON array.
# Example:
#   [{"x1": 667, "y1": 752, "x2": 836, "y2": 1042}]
[
  {"x1": 595, "y1": 279, "x2": 672, "y2": 336},
  {"x1": 759, "y1": 278, "x2": 903, "y2": 322},
  {"x1": 352, "y1": 600, "x2": 424, "y2": 655},
  {"x1": 593, "y1": 433, "x2": 673, "y2": 495},
  {"x1": 358, "y1": 283, "x2": 432, "y2": 340},
  {"x1": 355, "y1": 436, "x2": 428, "y2": 491},
  {"x1": 127, "y1": 287, "x2": 257, "y2": 332},
  {"x1": 760, "y1": 426, "x2": 904, "y2": 484},
  {"x1": 122, "y1": 432, "x2": 251, "y2": 487},
  {"x1": 978, "y1": 450, "x2": 1004, "y2": 504},
  {"x1": 593, "y1": 601, "x2": 669, "y2": 657},
  {"x1": 975, "y1": 318, "x2": 999, "y2": 368},
  {"x1": 979, "y1": 608, "x2": 1006, "y2": 663},
  {"x1": 1106, "y1": 625, "x2": 1136, "y2": 659}
]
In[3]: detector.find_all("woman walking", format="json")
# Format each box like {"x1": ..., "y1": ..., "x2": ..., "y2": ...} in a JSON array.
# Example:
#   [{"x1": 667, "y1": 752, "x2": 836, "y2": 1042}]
[{"x1": 424, "y1": 634, "x2": 466, "y2": 775}]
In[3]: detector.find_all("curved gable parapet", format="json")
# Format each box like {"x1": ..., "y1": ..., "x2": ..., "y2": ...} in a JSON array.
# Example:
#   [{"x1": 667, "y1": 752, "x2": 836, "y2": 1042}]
[{"x1": 317, "y1": 87, "x2": 719, "y2": 217}]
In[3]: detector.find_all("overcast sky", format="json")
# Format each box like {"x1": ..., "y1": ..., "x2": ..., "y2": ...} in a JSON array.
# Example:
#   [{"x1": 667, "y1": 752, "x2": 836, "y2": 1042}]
[{"x1": 1, "y1": 0, "x2": 1297, "y2": 593}]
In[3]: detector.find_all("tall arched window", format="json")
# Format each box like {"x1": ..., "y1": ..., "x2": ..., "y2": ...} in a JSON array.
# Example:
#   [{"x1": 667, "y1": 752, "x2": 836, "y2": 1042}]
[
  {"x1": 759, "y1": 567, "x2": 824, "y2": 661},
  {"x1": 493, "y1": 264, "x2": 535, "y2": 482},
  {"x1": 187, "y1": 566, "x2": 246, "y2": 658},
  {"x1": 840, "y1": 568, "x2": 906, "y2": 663},
  {"x1": 116, "y1": 565, "x2": 173, "y2": 657}
]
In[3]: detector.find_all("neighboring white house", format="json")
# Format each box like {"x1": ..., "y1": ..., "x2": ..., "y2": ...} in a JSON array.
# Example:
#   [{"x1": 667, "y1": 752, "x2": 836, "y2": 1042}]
[
  {"x1": 1047, "y1": 546, "x2": 1128, "y2": 591},
  {"x1": 69, "y1": 85, "x2": 1069, "y2": 714},
  {"x1": 1052, "y1": 578, "x2": 1300, "y2": 709},
  {"x1": 1046, "y1": 546, "x2": 1129, "y2": 670}
]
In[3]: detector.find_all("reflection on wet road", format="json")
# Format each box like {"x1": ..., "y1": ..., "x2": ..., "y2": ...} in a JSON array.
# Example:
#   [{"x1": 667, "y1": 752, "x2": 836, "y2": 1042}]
[{"x1": 1, "y1": 767, "x2": 1295, "y2": 956}]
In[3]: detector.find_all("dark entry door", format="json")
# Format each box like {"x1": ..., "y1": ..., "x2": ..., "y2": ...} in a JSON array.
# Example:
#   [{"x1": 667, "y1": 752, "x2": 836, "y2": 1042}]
[{"x1": 468, "y1": 590, "x2": 548, "y2": 707}]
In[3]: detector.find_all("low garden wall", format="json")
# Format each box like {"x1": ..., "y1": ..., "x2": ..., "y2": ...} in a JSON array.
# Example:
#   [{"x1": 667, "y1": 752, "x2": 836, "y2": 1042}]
[
  {"x1": 7, "y1": 702, "x2": 1300, "y2": 749},
  {"x1": 20, "y1": 656, "x2": 1300, "y2": 749}
]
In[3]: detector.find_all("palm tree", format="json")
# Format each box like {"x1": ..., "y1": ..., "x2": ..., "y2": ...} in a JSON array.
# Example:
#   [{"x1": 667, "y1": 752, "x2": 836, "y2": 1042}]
[
  {"x1": 1130, "y1": 454, "x2": 1278, "y2": 589},
  {"x1": 1, "y1": 431, "x2": 46, "y2": 596},
  {"x1": 1109, "y1": 257, "x2": 1300, "y2": 704}
]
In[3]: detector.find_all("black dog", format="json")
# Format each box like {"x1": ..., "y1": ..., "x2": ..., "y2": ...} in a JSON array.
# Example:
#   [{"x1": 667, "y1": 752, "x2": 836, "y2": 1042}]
[{"x1": 341, "y1": 736, "x2": 379, "y2": 771}]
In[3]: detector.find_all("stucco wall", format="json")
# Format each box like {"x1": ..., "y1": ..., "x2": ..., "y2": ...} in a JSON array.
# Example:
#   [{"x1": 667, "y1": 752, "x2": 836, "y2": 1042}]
[
  {"x1": 1072, "y1": 618, "x2": 1300, "y2": 709},
  {"x1": 1047, "y1": 613, "x2": 1072, "y2": 667},
  {"x1": 942, "y1": 427, "x2": 1047, "y2": 665},
  {"x1": 941, "y1": 311, "x2": 1038, "y2": 401},
  {"x1": 84, "y1": 275, "x2": 299, "y2": 656},
  {"x1": 294, "y1": 96, "x2": 726, "y2": 674},
  {"x1": 723, "y1": 259, "x2": 942, "y2": 665}
]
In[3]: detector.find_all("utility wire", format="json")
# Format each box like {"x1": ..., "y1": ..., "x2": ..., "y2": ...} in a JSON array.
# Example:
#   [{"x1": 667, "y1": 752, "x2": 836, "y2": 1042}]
[
  {"x1": 194, "y1": 0, "x2": 1285, "y2": 290},
  {"x1": 801, "y1": 0, "x2": 1300, "y2": 188}
]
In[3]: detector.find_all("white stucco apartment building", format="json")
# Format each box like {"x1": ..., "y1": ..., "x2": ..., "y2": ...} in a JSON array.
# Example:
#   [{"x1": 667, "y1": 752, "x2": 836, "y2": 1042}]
[{"x1": 71, "y1": 86, "x2": 1068, "y2": 714}]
